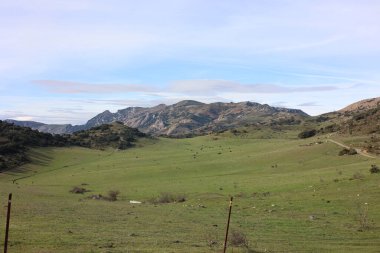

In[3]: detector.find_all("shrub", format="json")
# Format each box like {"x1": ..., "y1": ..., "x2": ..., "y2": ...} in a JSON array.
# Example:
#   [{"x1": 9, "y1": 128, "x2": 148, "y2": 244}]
[
  {"x1": 348, "y1": 148, "x2": 358, "y2": 155},
  {"x1": 370, "y1": 164, "x2": 379, "y2": 174},
  {"x1": 118, "y1": 140, "x2": 132, "y2": 150},
  {"x1": 70, "y1": 186, "x2": 88, "y2": 194},
  {"x1": 339, "y1": 148, "x2": 357, "y2": 156},
  {"x1": 107, "y1": 190, "x2": 120, "y2": 201},
  {"x1": 298, "y1": 129, "x2": 317, "y2": 139},
  {"x1": 229, "y1": 230, "x2": 249, "y2": 248},
  {"x1": 338, "y1": 148, "x2": 347, "y2": 156}
]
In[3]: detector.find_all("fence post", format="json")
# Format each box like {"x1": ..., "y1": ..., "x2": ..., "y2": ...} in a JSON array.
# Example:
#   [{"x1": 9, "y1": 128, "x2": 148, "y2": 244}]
[
  {"x1": 4, "y1": 193, "x2": 12, "y2": 253},
  {"x1": 223, "y1": 196, "x2": 233, "y2": 253}
]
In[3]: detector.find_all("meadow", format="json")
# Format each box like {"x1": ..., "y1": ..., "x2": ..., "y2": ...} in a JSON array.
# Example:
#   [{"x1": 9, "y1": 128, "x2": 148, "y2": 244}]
[{"x1": 0, "y1": 132, "x2": 379, "y2": 252}]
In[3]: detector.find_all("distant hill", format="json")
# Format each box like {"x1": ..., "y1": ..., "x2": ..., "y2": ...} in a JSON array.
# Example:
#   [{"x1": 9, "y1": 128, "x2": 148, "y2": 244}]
[
  {"x1": 5, "y1": 119, "x2": 86, "y2": 134},
  {"x1": 7, "y1": 100, "x2": 309, "y2": 137}
]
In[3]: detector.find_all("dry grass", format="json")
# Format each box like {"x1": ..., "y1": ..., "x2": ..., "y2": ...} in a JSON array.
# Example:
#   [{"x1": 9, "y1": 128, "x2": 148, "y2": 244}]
[
  {"x1": 357, "y1": 203, "x2": 373, "y2": 231},
  {"x1": 69, "y1": 186, "x2": 88, "y2": 194},
  {"x1": 229, "y1": 230, "x2": 249, "y2": 248},
  {"x1": 149, "y1": 192, "x2": 186, "y2": 204}
]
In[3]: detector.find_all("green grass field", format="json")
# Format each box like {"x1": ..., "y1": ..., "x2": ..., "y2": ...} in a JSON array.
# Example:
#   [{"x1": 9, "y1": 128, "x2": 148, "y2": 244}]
[{"x1": 0, "y1": 133, "x2": 379, "y2": 252}]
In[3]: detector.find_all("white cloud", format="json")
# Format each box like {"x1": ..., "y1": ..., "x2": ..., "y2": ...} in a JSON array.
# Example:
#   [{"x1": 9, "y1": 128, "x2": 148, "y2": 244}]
[
  {"x1": 35, "y1": 79, "x2": 339, "y2": 96},
  {"x1": 34, "y1": 80, "x2": 157, "y2": 94},
  {"x1": 170, "y1": 80, "x2": 338, "y2": 95}
]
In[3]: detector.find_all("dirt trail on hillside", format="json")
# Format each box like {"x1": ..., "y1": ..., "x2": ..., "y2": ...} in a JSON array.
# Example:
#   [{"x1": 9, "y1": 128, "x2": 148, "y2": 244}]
[{"x1": 328, "y1": 139, "x2": 377, "y2": 159}]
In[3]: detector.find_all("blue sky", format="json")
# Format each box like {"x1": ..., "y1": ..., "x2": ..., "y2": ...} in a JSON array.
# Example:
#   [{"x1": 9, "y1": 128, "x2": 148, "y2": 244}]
[{"x1": 0, "y1": 0, "x2": 379, "y2": 124}]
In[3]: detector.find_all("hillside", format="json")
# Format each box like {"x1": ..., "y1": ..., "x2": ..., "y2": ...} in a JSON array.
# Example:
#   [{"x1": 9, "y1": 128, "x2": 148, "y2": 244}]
[
  {"x1": 339, "y1": 97, "x2": 380, "y2": 113},
  {"x1": 7, "y1": 100, "x2": 309, "y2": 137},
  {"x1": 0, "y1": 120, "x2": 67, "y2": 170},
  {"x1": 315, "y1": 97, "x2": 380, "y2": 135},
  {"x1": 309, "y1": 98, "x2": 380, "y2": 136},
  {"x1": 69, "y1": 121, "x2": 146, "y2": 149},
  {"x1": 0, "y1": 121, "x2": 146, "y2": 171},
  {"x1": 298, "y1": 97, "x2": 380, "y2": 154}
]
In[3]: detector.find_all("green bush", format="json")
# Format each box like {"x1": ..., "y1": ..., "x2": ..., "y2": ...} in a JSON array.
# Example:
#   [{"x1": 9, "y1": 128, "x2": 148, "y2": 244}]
[
  {"x1": 298, "y1": 129, "x2": 317, "y2": 139},
  {"x1": 70, "y1": 186, "x2": 88, "y2": 194},
  {"x1": 339, "y1": 148, "x2": 357, "y2": 156},
  {"x1": 370, "y1": 164, "x2": 379, "y2": 174}
]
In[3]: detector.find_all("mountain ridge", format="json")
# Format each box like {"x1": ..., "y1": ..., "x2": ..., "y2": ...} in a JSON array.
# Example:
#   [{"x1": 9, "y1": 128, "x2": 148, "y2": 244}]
[
  {"x1": 9, "y1": 98, "x2": 378, "y2": 137},
  {"x1": 7, "y1": 100, "x2": 308, "y2": 136}
]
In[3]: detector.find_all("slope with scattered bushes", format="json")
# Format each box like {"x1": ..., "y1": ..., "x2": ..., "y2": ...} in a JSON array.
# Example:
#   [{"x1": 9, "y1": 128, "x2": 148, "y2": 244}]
[
  {"x1": 0, "y1": 120, "x2": 147, "y2": 171},
  {"x1": 68, "y1": 121, "x2": 146, "y2": 149},
  {"x1": 0, "y1": 120, "x2": 67, "y2": 170}
]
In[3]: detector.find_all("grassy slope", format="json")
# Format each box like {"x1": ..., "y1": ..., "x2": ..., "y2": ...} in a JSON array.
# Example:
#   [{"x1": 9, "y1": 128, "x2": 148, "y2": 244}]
[{"x1": 0, "y1": 134, "x2": 379, "y2": 252}]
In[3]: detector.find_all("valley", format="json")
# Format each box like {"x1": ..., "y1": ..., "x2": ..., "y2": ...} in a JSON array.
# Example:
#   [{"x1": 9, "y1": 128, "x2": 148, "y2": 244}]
[
  {"x1": 1, "y1": 1, "x2": 379, "y2": 252},
  {"x1": 0, "y1": 132, "x2": 379, "y2": 252}
]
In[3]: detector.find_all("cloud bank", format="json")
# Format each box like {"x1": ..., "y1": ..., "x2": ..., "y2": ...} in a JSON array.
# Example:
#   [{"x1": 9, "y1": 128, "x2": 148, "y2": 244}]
[{"x1": 35, "y1": 79, "x2": 339, "y2": 95}]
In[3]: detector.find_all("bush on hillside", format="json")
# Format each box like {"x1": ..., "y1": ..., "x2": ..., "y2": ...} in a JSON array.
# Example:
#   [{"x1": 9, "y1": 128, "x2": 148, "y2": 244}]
[
  {"x1": 348, "y1": 148, "x2": 358, "y2": 155},
  {"x1": 229, "y1": 230, "x2": 249, "y2": 248},
  {"x1": 93, "y1": 124, "x2": 111, "y2": 131},
  {"x1": 320, "y1": 124, "x2": 340, "y2": 134},
  {"x1": 107, "y1": 190, "x2": 120, "y2": 201},
  {"x1": 339, "y1": 148, "x2": 357, "y2": 156},
  {"x1": 298, "y1": 129, "x2": 317, "y2": 139},
  {"x1": 117, "y1": 140, "x2": 132, "y2": 150},
  {"x1": 370, "y1": 164, "x2": 379, "y2": 174},
  {"x1": 0, "y1": 142, "x2": 25, "y2": 154},
  {"x1": 70, "y1": 186, "x2": 88, "y2": 194}
]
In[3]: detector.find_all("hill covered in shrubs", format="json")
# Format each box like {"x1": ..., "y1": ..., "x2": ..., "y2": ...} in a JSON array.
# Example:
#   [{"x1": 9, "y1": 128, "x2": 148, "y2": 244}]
[
  {"x1": 0, "y1": 120, "x2": 146, "y2": 171},
  {"x1": 69, "y1": 121, "x2": 146, "y2": 149},
  {"x1": 0, "y1": 120, "x2": 68, "y2": 170}
]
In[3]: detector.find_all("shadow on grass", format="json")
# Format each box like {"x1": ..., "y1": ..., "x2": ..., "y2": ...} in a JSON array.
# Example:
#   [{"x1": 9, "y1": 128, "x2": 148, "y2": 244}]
[
  {"x1": 1, "y1": 148, "x2": 53, "y2": 177},
  {"x1": 28, "y1": 149, "x2": 53, "y2": 167}
]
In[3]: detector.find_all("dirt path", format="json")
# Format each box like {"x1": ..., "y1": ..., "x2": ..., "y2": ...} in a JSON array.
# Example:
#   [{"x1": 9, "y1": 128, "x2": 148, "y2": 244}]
[{"x1": 328, "y1": 139, "x2": 377, "y2": 159}]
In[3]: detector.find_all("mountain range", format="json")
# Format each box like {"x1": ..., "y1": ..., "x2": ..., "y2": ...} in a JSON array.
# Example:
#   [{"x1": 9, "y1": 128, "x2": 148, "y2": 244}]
[
  {"x1": 6, "y1": 97, "x2": 380, "y2": 137},
  {"x1": 6, "y1": 100, "x2": 309, "y2": 137}
]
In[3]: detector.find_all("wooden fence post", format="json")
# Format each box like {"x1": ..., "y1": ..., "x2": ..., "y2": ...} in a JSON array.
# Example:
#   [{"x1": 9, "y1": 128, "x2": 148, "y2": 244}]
[
  {"x1": 223, "y1": 196, "x2": 233, "y2": 253},
  {"x1": 4, "y1": 193, "x2": 12, "y2": 253}
]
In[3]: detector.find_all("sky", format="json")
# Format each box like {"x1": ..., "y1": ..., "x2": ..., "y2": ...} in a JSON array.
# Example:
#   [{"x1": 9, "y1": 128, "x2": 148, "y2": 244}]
[{"x1": 0, "y1": 0, "x2": 379, "y2": 124}]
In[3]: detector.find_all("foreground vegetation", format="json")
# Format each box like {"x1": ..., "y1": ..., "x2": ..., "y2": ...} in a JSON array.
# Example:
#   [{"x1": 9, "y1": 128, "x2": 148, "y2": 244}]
[{"x1": 0, "y1": 131, "x2": 379, "y2": 252}]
